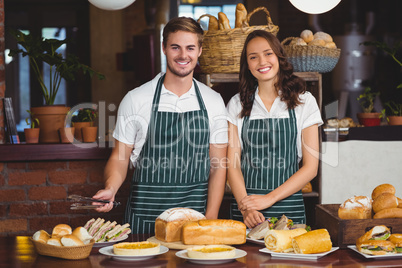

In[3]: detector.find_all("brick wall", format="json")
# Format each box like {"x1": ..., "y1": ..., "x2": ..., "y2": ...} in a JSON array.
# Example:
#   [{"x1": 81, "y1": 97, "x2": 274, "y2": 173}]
[
  {"x1": 0, "y1": 159, "x2": 132, "y2": 236},
  {"x1": 0, "y1": 0, "x2": 5, "y2": 143}
]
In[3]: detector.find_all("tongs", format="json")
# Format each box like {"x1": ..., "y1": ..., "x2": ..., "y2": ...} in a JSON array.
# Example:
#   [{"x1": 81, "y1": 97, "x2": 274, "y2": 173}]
[{"x1": 68, "y1": 194, "x2": 121, "y2": 210}]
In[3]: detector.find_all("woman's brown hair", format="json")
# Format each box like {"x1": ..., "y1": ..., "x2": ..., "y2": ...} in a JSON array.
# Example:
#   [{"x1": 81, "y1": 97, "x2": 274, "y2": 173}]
[{"x1": 239, "y1": 30, "x2": 306, "y2": 117}]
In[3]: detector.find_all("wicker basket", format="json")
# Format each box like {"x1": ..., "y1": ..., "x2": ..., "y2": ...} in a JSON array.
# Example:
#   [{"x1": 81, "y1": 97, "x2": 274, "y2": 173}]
[
  {"x1": 281, "y1": 37, "x2": 341, "y2": 73},
  {"x1": 198, "y1": 7, "x2": 279, "y2": 74},
  {"x1": 31, "y1": 238, "x2": 95, "y2": 260}
]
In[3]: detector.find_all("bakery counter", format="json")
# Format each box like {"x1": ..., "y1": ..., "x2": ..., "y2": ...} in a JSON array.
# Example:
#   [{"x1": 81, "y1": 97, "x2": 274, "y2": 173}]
[{"x1": 4, "y1": 234, "x2": 402, "y2": 267}]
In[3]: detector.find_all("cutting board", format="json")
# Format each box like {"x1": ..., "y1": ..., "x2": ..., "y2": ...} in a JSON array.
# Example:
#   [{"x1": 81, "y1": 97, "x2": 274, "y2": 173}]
[{"x1": 147, "y1": 236, "x2": 206, "y2": 250}]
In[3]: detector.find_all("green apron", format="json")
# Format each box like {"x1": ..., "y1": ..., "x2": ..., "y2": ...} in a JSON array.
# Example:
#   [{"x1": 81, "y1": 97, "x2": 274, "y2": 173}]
[
  {"x1": 125, "y1": 75, "x2": 210, "y2": 234},
  {"x1": 230, "y1": 108, "x2": 306, "y2": 224}
]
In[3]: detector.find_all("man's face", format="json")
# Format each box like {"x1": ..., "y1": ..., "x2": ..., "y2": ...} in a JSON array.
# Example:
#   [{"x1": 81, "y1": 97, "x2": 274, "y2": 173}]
[{"x1": 163, "y1": 31, "x2": 202, "y2": 78}]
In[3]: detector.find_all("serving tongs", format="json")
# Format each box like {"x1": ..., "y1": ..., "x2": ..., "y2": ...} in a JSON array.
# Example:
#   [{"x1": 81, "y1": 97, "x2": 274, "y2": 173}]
[{"x1": 68, "y1": 194, "x2": 121, "y2": 210}]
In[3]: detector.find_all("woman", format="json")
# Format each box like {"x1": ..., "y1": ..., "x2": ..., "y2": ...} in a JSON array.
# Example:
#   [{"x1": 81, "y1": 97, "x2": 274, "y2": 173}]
[{"x1": 227, "y1": 30, "x2": 323, "y2": 228}]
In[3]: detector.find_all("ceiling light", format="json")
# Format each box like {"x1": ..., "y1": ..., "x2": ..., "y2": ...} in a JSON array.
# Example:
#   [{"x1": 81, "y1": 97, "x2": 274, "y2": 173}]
[
  {"x1": 88, "y1": 0, "x2": 136, "y2": 11},
  {"x1": 289, "y1": 0, "x2": 341, "y2": 14}
]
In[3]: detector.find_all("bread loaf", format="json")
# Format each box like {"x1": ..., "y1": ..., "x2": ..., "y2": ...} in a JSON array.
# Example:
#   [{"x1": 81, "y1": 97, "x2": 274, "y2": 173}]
[
  {"x1": 302, "y1": 182, "x2": 312, "y2": 193},
  {"x1": 235, "y1": 3, "x2": 247, "y2": 28},
  {"x1": 292, "y1": 229, "x2": 332, "y2": 254},
  {"x1": 398, "y1": 197, "x2": 402, "y2": 208},
  {"x1": 373, "y1": 193, "x2": 398, "y2": 213},
  {"x1": 155, "y1": 208, "x2": 205, "y2": 242},
  {"x1": 182, "y1": 219, "x2": 246, "y2": 245},
  {"x1": 338, "y1": 196, "x2": 372, "y2": 219},
  {"x1": 372, "y1": 183, "x2": 395, "y2": 200},
  {"x1": 373, "y1": 207, "x2": 402, "y2": 219}
]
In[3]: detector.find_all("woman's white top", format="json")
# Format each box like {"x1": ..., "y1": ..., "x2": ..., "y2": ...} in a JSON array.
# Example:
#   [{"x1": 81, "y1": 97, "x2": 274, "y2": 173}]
[
  {"x1": 113, "y1": 73, "x2": 228, "y2": 165},
  {"x1": 226, "y1": 89, "x2": 323, "y2": 162}
]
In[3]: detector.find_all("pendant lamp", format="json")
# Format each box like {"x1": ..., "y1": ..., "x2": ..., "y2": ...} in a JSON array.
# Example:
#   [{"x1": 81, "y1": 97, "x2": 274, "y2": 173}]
[
  {"x1": 289, "y1": 0, "x2": 341, "y2": 14},
  {"x1": 88, "y1": 0, "x2": 136, "y2": 10}
]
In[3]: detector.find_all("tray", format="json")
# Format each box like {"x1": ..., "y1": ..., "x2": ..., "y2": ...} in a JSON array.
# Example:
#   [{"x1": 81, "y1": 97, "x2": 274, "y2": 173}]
[{"x1": 315, "y1": 204, "x2": 402, "y2": 248}]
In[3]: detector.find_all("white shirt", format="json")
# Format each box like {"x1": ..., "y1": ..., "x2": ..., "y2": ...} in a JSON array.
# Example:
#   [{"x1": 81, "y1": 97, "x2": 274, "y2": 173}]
[
  {"x1": 226, "y1": 89, "x2": 323, "y2": 162},
  {"x1": 113, "y1": 73, "x2": 228, "y2": 165}
]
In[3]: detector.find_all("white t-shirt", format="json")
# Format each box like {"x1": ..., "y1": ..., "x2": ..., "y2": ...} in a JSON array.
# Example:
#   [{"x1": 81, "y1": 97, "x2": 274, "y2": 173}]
[
  {"x1": 113, "y1": 73, "x2": 228, "y2": 165},
  {"x1": 226, "y1": 89, "x2": 323, "y2": 162}
]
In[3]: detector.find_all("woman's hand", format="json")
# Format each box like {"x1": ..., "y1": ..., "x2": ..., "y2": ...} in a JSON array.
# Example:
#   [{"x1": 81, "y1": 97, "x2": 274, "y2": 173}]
[
  {"x1": 241, "y1": 209, "x2": 265, "y2": 228},
  {"x1": 92, "y1": 189, "x2": 115, "y2": 212},
  {"x1": 239, "y1": 195, "x2": 272, "y2": 211}
]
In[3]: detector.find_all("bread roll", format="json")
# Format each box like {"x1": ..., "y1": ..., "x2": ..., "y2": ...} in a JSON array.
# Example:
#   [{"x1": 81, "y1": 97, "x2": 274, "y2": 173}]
[
  {"x1": 373, "y1": 207, "x2": 402, "y2": 219},
  {"x1": 52, "y1": 224, "x2": 72, "y2": 237},
  {"x1": 32, "y1": 230, "x2": 50, "y2": 243},
  {"x1": 187, "y1": 245, "x2": 236, "y2": 259},
  {"x1": 324, "y1": 41, "x2": 337, "y2": 49},
  {"x1": 313, "y1": 32, "x2": 333, "y2": 43},
  {"x1": 47, "y1": 236, "x2": 62, "y2": 246},
  {"x1": 208, "y1": 16, "x2": 219, "y2": 31},
  {"x1": 356, "y1": 225, "x2": 391, "y2": 244},
  {"x1": 372, "y1": 183, "x2": 395, "y2": 200},
  {"x1": 218, "y1": 12, "x2": 231, "y2": 30},
  {"x1": 155, "y1": 207, "x2": 205, "y2": 242},
  {"x1": 300, "y1": 30, "x2": 313, "y2": 43},
  {"x1": 398, "y1": 197, "x2": 402, "y2": 208},
  {"x1": 235, "y1": 3, "x2": 247, "y2": 28},
  {"x1": 292, "y1": 229, "x2": 332, "y2": 254},
  {"x1": 308, "y1": 39, "x2": 326, "y2": 47},
  {"x1": 72, "y1": 226, "x2": 93, "y2": 245},
  {"x1": 302, "y1": 182, "x2": 312, "y2": 193},
  {"x1": 357, "y1": 240, "x2": 396, "y2": 255},
  {"x1": 290, "y1": 37, "x2": 307, "y2": 46},
  {"x1": 61, "y1": 234, "x2": 84, "y2": 246},
  {"x1": 182, "y1": 219, "x2": 246, "y2": 245},
  {"x1": 338, "y1": 196, "x2": 372, "y2": 219},
  {"x1": 113, "y1": 241, "x2": 160, "y2": 256},
  {"x1": 264, "y1": 228, "x2": 307, "y2": 253},
  {"x1": 373, "y1": 193, "x2": 398, "y2": 213}
]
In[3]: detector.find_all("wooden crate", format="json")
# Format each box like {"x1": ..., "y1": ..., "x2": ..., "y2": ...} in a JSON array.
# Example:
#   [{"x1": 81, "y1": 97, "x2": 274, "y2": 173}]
[{"x1": 315, "y1": 204, "x2": 402, "y2": 248}]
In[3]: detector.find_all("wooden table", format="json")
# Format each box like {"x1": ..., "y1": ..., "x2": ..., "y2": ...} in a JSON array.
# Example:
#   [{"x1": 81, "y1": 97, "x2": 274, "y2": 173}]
[{"x1": 2, "y1": 234, "x2": 402, "y2": 267}]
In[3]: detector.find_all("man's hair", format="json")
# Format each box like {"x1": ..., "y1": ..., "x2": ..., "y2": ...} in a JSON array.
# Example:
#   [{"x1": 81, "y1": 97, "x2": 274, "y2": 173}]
[{"x1": 162, "y1": 17, "x2": 204, "y2": 48}]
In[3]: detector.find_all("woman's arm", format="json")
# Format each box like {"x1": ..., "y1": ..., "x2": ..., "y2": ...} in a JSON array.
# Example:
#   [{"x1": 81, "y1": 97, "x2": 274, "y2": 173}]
[{"x1": 239, "y1": 124, "x2": 319, "y2": 211}]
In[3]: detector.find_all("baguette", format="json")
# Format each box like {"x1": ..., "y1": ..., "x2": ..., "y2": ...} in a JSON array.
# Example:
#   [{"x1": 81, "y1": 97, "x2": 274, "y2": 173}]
[
  {"x1": 373, "y1": 208, "x2": 402, "y2": 219},
  {"x1": 218, "y1": 12, "x2": 231, "y2": 30},
  {"x1": 208, "y1": 16, "x2": 219, "y2": 31},
  {"x1": 264, "y1": 228, "x2": 307, "y2": 253},
  {"x1": 235, "y1": 3, "x2": 247, "y2": 28},
  {"x1": 356, "y1": 225, "x2": 391, "y2": 244},
  {"x1": 292, "y1": 229, "x2": 332, "y2": 254},
  {"x1": 182, "y1": 219, "x2": 246, "y2": 245}
]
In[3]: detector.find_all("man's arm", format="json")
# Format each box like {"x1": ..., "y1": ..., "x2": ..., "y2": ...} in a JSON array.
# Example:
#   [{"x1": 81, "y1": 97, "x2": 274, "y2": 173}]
[
  {"x1": 205, "y1": 143, "x2": 228, "y2": 219},
  {"x1": 93, "y1": 139, "x2": 134, "y2": 212}
]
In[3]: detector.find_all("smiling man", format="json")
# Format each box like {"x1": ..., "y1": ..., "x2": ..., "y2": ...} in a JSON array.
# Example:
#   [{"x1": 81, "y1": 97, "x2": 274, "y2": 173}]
[{"x1": 92, "y1": 17, "x2": 228, "y2": 234}]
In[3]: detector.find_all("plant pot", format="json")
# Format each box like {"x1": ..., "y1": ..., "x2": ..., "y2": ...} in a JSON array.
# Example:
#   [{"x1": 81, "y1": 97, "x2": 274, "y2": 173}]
[
  {"x1": 31, "y1": 106, "x2": 70, "y2": 143},
  {"x1": 387, "y1": 116, "x2": 402, "y2": 126},
  {"x1": 82, "y1": 126, "x2": 98, "y2": 143},
  {"x1": 357, "y1": 112, "x2": 381, "y2": 127},
  {"x1": 73, "y1": 122, "x2": 92, "y2": 142},
  {"x1": 59, "y1": 127, "x2": 75, "y2": 143},
  {"x1": 24, "y1": 128, "x2": 40, "y2": 144}
]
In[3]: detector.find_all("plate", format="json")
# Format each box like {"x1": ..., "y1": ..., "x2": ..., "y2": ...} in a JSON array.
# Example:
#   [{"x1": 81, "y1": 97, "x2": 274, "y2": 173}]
[
  {"x1": 175, "y1": 249, "x2": 247, "y2": 265},
  {"x1": 99, "y1": 245, "x2": 169, "y2": 261},
  {"x1": 347, "y1": 245, "x2": 402, "y2": 259},
  {"x1": 93, "y1": 235, "x2": 128, "y2": 247},
  {"x1": 259, "y1": 247, "x2": 339, "y2": 260}
]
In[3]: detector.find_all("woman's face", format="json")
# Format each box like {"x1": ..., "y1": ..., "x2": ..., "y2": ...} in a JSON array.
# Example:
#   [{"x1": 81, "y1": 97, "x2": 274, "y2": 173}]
[{"x1": 246, "y1": 36, "x2": 279, "y2": 83}]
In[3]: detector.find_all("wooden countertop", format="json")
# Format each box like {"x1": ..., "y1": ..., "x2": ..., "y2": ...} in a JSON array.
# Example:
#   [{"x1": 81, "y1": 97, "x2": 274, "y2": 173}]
[{"x1": 3, "y1": 234, "x2": 402, "y2": 267}]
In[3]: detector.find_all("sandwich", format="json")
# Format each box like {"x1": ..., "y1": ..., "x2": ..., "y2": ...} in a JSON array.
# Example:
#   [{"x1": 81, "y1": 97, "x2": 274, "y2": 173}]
[
  {"x1": 87, "y1": 218, "x2": 105, "y2": 236},
  {"x1": 105, "y1": 223, "x2": 131, "y2": 242},
  {"x1": 247, "y1": 215, "x2": 303, "y2": 240},
  {"x1": 356, "y1": 225, "x2": 391, "y2": 244},
  {"x1": 83, "y1": 218, "x2": 131, "y2": 243},
  {"x1": 357, "y1": 240, "x2": 396, "y2": 255},
  {"x1": 389, "y1": 234, "x2": 402, "y2": 253},
  {"x1": 92, "y1": 221, "x2": 117, "y2": 242}
]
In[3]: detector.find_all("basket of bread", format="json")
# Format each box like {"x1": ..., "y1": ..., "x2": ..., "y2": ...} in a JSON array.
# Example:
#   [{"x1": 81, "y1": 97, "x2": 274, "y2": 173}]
[
  {"x1": 197, "y1": 3, "x2": 279, "y2": 74},
  {"x1": 31, "y1": 224, "x2": 95, "y2": 260},
  {"x1": 281, "y1": 29, "x2": 341, "y2": 73}
]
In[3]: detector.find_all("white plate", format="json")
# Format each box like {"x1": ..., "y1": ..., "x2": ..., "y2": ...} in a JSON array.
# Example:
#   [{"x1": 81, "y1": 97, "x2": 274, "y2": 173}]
[
  {"x1": 259, "y1": 247, "x2": 339, "y2": 260},
  {"x1": 93, "y1": 235, "x2": 128, "y2": 247},
  {"x1": 175, "y1": 249, "x2": 247, "y2": 265},
  {"x1": 347, "y1": 245, "x2": 402, "y2": 259},
  {"x1": 99, "y1": 245, "x2": 169, "y2": 261}
]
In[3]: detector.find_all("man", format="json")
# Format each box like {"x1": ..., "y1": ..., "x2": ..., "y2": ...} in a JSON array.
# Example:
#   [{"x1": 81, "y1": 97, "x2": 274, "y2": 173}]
[{"x1": 93, "y1": 17, "x2": 228, "y2": 234}]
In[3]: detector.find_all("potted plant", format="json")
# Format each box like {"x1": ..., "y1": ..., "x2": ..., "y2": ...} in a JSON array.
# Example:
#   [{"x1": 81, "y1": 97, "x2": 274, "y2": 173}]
[
  {"x1": 72, "y1": 108, "x2": 98, "y2": 142},
  {"x1": 24, "y1": 110, "x2": 40, "y2": 144},
  {"x1": 356, "y1": 87, "x2": 382, "y2": 127},
  {"x1": 362, "y1": 41, "x2": 402, "y2": 125},
  {"x1": 8, "y1": 29, "x2": 105, "y2": 143}
]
